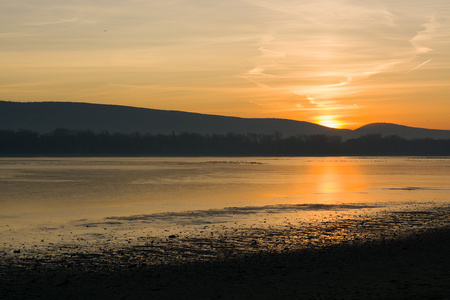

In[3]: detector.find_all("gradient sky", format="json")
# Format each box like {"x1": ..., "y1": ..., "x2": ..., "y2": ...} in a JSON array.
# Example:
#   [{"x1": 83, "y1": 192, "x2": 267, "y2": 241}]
[{"x1": 1, "y1": 0, "x2": 450, "y2": 129}]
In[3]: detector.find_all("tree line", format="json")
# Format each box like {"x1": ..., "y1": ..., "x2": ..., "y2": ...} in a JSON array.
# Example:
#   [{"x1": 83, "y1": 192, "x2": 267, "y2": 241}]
[{"x1": 1, "y1": 129, "x2": 449, "y2": 156}]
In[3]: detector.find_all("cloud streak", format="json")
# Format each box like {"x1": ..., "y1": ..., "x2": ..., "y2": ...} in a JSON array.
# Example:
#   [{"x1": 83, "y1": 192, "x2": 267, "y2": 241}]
[
  {"x1": 23, "y1": 17, "x2": 78, "y2": 26},
  {"x1": 404, "y1": 59, "x2": 433, "y2": 75},
  {"x1": 239, "y1": 1, "x2": 449, "y2": 120}
]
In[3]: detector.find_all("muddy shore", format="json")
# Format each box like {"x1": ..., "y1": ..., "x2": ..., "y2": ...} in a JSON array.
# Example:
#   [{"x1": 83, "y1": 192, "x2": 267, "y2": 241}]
[{"x1": 1, "y1": 206, "x2": 449, "y2": 299}]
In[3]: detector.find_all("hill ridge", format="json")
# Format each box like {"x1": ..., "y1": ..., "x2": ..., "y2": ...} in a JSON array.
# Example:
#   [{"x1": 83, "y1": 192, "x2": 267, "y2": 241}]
[
  {"x1": 0, "y1": 101, "x2": 346, "y2": 137},
  {"x1": 1, "y1": 101, "x2": 449, "y2": 140}
]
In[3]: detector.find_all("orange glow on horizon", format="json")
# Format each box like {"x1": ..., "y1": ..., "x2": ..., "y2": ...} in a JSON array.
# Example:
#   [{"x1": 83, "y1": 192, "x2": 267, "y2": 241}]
[{"x1": 315, "y1": 115, "x2": 347, "y2": 129}]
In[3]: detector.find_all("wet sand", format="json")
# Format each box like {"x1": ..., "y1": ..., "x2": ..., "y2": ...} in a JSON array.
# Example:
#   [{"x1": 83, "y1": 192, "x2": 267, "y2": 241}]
[{"x1": 1, "y1": 205, "x2": 449, "y2": 299}]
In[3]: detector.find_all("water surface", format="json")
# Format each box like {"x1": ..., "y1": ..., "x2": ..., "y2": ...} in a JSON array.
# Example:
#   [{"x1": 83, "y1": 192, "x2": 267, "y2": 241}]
[
  {"x1": 1, "y1": 157, "x2": 449, "y2": 249},
  {"x1": 1, "y1": 157, "x2": 449, "y2": 217}
]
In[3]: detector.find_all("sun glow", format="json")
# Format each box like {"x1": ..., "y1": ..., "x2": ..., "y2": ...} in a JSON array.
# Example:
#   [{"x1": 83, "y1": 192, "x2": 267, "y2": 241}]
[{"x1": 315, "y1": 115, "x2": 346, "y2": 129}]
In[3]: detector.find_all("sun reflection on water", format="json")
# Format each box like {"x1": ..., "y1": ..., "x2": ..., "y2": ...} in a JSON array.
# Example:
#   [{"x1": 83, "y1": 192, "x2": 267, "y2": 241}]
[
  {"x1": 254, "y1": 159, "x2": 370, "y2": 212},
  {"x1": 308, "y1": 162, "x2": 365, "y2": 202}
]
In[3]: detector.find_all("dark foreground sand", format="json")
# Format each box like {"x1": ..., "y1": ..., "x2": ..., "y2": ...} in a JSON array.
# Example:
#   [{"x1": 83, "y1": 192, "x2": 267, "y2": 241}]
[{"x1": 1, "y1": 206, "x2": 449, "y2": 299}]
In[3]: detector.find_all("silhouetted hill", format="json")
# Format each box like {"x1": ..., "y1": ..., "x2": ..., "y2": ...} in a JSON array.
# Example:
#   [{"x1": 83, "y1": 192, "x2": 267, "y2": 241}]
[
  {"x1": 0, "y1": 101, "x2": 348, "y2": 137},
  {"x1": 1, "y1": 101, "x2": 449, "y2": 139},
  {"x1": 354, "y1": 123, "x2": 450, "y2": 140}
]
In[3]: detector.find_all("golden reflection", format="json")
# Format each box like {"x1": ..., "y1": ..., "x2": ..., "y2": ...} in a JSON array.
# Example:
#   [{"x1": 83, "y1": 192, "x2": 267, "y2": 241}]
[
  {"x1": 307, "y1": 161, "x2": 367, "y2": 204},
  {"x1": 255, "y1": 159, "x2": 368, "y2": 206},
  {"x1": 314, "y1": 164, "x2": 343, "y2": 204}
]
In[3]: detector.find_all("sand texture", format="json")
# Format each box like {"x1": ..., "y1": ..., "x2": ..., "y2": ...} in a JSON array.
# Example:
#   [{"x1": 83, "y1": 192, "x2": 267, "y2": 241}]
[{"x1": 1, "y1": 205, "x2": 449, "y2": 299}]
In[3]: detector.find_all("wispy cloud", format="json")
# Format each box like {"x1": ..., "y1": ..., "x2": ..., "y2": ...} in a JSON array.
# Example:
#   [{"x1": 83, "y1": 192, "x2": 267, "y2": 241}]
[
  {"x1": 404, "y1": 58, "x2": 433, "y2": 75},
  {"x1": 0, "y1": 31, "x2": 43, "y2": 38},
  {"x1": 239, "y1": 1, "x2": 448, "y2": 116},
  {"x1": 410, "y1": 16, "x2": 439, "y2": 55},
  {"x1": 23, "y1": 17, "x2": 78, "y2": 26}
]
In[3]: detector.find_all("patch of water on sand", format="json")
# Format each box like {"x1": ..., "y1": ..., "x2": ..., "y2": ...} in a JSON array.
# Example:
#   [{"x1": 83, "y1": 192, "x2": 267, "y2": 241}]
[{"x1": 1, "y1": 201, "x2": 448, "y2": 267}]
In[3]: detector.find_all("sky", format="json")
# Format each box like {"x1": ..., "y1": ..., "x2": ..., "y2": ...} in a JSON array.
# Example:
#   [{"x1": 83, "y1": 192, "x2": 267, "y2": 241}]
[{"x1": 1, "y1": 0, "x2": 450, "y2": 129}]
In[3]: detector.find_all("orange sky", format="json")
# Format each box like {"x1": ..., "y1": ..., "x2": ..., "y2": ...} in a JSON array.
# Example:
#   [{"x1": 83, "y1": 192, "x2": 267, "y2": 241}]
[{"x1": 1, "y1": 0, "x2": 450, "y2": 129}]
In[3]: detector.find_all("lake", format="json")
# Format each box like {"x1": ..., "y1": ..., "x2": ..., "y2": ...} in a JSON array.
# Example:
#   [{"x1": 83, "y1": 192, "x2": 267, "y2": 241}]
[{"x1": 1, "y1": 157, "x2": 449, "y2": 252}]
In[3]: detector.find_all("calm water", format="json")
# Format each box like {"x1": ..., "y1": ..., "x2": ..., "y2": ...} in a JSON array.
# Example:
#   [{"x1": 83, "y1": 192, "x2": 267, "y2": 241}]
[
  {"x1": 1, "y1": 157, "x2": 449, "y2": 220},
  {"x1": 1, "y1": 157, "x2": 449, "y2": 251}
]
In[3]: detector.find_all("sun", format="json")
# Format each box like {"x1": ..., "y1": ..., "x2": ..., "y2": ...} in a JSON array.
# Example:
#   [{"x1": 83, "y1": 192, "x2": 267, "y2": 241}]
[{"x1": 315, "y1": 115, "x2": 346, "y2": 129}]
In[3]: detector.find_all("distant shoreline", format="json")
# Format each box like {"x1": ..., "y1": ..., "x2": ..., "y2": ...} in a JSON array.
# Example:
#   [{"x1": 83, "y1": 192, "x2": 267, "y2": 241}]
[
  {"x1": 1, "y1": 129, "x2": 450, "y2": 156},
  {"x1": 2, "y1": 154, "x2": 450, "y2": 158}
]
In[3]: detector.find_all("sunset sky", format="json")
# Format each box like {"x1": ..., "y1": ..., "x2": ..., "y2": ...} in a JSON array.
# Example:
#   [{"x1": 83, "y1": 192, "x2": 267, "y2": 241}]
[{"x1": 1, "y1": 0, "x2": 449, "y2": 129}]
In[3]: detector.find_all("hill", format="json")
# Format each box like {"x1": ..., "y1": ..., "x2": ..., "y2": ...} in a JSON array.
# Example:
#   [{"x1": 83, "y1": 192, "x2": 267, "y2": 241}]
[
  {"x1": 353, "y1": 123, "x2": 450, "y2": 140},
  {"x1": 0, "y1": 101, "x2": 348, "y2": 137},
  {"x1": 1, "y1": 101, "x2": 449, "y2": 140}
]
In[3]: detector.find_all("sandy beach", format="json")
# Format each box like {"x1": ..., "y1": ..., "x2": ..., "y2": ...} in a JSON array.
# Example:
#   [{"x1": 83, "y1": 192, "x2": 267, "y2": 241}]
[{"x1": 1, "y1": 204, "x2": 449, "y2": 299}]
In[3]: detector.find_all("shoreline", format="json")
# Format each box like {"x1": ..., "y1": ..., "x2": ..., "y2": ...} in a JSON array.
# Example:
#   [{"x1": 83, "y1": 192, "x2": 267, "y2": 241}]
[
  {"x1": 2, "y1": 155, "x2": 450, "y2": 158},
  {"x1": 1, "y1": 205, "x2": 449, "y2": 299}
]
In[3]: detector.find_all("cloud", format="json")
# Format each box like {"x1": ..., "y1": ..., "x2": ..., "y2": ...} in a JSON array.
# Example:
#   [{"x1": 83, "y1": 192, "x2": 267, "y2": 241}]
[
  {"x1": 0, "y1": 31, "x2": 43, "y2": 38},
  {"x1": 239, "y1": 1, "x2": 450, "y2": 115},
  {"x1": 258, "y1": 47, "x2": 286, "y2": 58},
  {"x1": 404, "y1": 59, "x2": 433, "y2": 74},
  {"x1": 410, "y1": 16, "x2": 439, "y2": 54},
  {"x1": 23, "y1": 17, "x2": 78, "y2": 26},
  {"x1": 246, "y1": 67, "x2": 266, "y2": 75}
]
